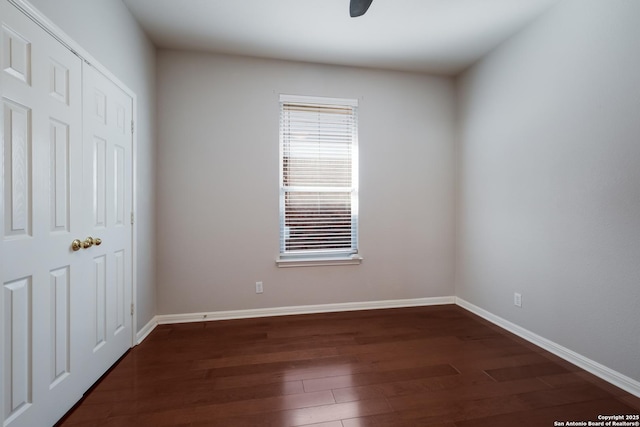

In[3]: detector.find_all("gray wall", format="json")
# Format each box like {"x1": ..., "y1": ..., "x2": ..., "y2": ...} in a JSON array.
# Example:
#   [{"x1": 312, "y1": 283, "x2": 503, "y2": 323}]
[
  {"x1": 28, "y1": 0, "x2": 158, "y2": 331},
  {"x1": 156, "y1": 50, "x2": 457, "y2": 314},
  {"x1": 456, "y1": 0, "x2": 640, "y2": 382}
]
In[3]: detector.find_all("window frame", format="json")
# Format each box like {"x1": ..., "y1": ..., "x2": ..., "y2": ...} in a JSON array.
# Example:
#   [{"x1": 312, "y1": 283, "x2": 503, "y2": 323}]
[{"x1": 277, "y1": 94, "x2": 362, "y2": 267}]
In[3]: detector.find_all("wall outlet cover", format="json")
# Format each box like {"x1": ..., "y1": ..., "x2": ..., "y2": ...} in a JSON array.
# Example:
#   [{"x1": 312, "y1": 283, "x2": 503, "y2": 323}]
[{"x1": 514, "y1": 292, "x2": 522, "y2": 307}]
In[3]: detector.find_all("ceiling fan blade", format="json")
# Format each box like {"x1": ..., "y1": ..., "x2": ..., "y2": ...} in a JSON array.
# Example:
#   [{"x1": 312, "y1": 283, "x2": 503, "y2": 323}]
[{"x1": 350, "y1": 0, "x2": 373, "y2": 17}]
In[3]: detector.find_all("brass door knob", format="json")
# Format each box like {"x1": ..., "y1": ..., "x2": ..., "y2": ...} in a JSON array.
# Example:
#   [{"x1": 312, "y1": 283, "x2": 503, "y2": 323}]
[
  {"x1": 94, "y1": 237, "x2": 102, "y2": 246},
  {"x1": 71, "y1": 239, "x2": 82, "y2": 251},
  {"x1": 82, "y1": 237, "x2": 94, "y2": 249}
]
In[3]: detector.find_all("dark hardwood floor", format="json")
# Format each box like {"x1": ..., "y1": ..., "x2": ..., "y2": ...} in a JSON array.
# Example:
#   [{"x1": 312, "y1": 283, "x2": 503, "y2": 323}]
[{"x1": 57, "y1": 305, "x2": 639, "y2": 426}]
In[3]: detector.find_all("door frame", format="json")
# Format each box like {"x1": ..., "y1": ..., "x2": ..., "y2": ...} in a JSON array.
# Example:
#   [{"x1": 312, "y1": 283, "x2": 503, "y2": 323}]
[{"x1": 6, "y1": 0, "x2": 139, "y2": 346}]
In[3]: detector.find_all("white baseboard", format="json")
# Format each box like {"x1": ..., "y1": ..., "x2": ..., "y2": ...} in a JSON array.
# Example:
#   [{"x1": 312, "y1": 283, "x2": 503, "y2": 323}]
[
  {"x1": 456, "y1": 297, "x2": 640, "y2": 398},
  {"x1": 135, "y1": 317, "x2": 158, "y2": 345},
  {"x1": 155, "y1": 296, "x2": 455, "y2": 325}
]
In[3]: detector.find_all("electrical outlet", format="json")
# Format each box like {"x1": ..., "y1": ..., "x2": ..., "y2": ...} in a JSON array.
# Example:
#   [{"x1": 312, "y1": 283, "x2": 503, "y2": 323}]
[
  {"x1": 255, "y1": 281, "x2": 263, "y2": 294},
  {"x1": 514, "y1": 292, "x2": 522, "y2": 308}
]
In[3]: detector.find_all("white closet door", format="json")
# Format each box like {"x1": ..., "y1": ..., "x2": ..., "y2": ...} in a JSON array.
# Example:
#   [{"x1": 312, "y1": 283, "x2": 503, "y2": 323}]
[
  {"x1": 0, "y1": 3, "x2": 86, "y2": 426},
  {"x1": 82, "y1": 63, "x2": 133, "y2": 387},
  {"x1": 1, "y1": 3, "x2": 135, "y2": 426}
]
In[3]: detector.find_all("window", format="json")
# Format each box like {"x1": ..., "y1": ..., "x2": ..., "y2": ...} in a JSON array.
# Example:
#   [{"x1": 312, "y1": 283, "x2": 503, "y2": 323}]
[{"x1": 277, "y1": 94, "x2": 361, "y2": 267}]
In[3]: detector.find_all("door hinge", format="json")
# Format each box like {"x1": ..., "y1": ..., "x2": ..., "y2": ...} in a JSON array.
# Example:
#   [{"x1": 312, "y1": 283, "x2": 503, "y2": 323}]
[
  {"x1": 131, "y1": 303, "x2": 134, "y2": 316},
  {"x1": 130, "y1": 212, "x2": 134, "y2": 225}
]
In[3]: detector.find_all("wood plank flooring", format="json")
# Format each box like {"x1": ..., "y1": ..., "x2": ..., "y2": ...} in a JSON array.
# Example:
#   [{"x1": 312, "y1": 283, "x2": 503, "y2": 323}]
[{"x1": 56, "y1": 305, "x2": 639, "y2": 426}]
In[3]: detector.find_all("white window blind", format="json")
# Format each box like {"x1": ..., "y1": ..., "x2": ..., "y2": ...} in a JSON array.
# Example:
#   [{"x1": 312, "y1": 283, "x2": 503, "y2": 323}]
[{"x1": 279, "y1": 95, "x2": 359, "y2": 259}]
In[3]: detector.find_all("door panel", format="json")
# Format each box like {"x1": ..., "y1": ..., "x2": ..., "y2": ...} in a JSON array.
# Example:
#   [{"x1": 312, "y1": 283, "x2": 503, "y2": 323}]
[
  {"x1": 82, "y1": 63, "x2": 133, "y2": 386},
  {"x1": 1, "y1": 24, "x2": 30, "y2": 84},
  {"x1": 49, "y1": 266, "x2": 70, "y2": 387},
  {"x1": 3, "y1": 99, "x2": 31, "y2": 239},
  {"x1": 92, "y1": 254, "x2": 107, "y2": 351},
  {"x1": 1, "y1": 3, "x2": 84, "y2": 425},
  {"x1": 3, "y1": 276, "x2": 32, "y2": 422},
  {"x1": 50, "y1": 119, "x2": 71, "y2": 233}
]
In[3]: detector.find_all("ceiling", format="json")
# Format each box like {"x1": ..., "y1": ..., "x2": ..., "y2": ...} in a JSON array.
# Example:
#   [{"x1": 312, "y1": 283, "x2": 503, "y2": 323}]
[{"x1": 122, "y1": 0, "x2": 559, "y2": 75}]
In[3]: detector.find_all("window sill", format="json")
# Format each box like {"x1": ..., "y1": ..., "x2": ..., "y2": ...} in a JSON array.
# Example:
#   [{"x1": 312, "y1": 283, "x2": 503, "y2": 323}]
[{"x1": 276, "y1": 254, "x2": 363, "y2": 268}]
